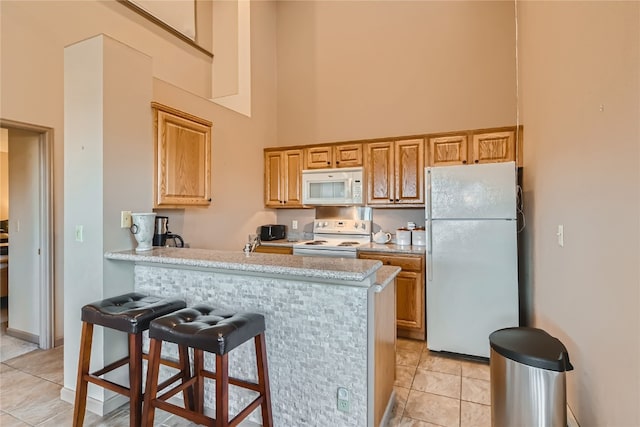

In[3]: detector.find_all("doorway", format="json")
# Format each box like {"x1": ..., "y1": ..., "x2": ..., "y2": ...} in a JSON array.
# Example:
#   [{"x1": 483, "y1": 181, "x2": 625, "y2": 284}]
[{"x1": 0, "y1": 119, "x2": 54, "y2": 351}]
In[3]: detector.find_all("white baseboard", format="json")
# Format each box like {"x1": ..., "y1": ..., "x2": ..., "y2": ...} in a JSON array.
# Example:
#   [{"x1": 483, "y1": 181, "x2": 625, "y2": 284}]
[
  {"x1": 60, "y1": 387, "x2": 128, "y2": 417},
  {"x1": 6, "y1": 327, "x2": 38, "y2": 344}
]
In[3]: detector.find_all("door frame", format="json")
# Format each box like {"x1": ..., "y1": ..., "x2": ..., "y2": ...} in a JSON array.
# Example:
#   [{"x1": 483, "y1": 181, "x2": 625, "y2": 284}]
[{"x1": 0, "y1": 118, "x2": 54, "y2": 349}]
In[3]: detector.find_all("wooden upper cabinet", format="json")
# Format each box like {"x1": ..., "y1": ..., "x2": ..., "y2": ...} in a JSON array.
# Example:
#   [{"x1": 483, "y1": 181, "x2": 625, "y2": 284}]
[
  {"x1": 471, "y1": 130, "x2": 516, "y2": 164},
  {"x1": 428, "y1": 134, "x2": 468, "y2": 166},
  {"x1": 305, "y1": 143, "x2": 363, "y2": 169},
  {"x1": 366, "y1": 141, "x2": 394, "y2": 204},
  {"x1": 366, "y1": 138, "x2": 424, "y2": 206},
  {"x1": 152, "y1": 102, "x2": 212, "y2": 208},
  {"x1": 395, "y1": 139, "x2": 424, "y2": 205},
  {"x1": 264, "y1": 149, "x2": 303, "y2": 208}
]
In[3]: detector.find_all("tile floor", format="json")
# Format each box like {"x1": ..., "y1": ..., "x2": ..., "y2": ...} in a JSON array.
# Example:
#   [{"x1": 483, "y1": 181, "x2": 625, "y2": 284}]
[
  {"x1": 0, "y1": 335, "x2": 492, "y2": 427},
  {"x1": 389, "y1": 338, "x2": 491, "y2": 427}
]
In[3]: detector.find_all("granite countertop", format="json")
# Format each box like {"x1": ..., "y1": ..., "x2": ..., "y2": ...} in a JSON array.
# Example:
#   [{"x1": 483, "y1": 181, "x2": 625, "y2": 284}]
[
  {"x1": 105, "y1": 247, "x2": 383, "y2": 285},
  {"x1": 259, "y1": 239, "x2": 426, "y2": 255},
  {"x1": 375, "y1": 265, "x2": 402, "y2": 290}
]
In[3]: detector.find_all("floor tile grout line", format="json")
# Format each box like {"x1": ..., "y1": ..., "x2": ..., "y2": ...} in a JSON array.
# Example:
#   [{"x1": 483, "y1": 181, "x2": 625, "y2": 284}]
[{"x1": 1, "y1": 359, "x2": 64, "y2": 388}]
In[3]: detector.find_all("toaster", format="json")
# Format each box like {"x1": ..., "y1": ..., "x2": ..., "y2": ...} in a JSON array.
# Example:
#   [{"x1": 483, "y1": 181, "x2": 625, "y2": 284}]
[{"x1": 260, "y1": 224, "x2": 286, "y2": 241}]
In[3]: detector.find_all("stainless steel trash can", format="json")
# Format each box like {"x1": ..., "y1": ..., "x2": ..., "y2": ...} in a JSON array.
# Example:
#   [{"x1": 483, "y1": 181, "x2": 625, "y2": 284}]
[{"x1": 489, "y1": 327, "x2": 573, "y2": 427}]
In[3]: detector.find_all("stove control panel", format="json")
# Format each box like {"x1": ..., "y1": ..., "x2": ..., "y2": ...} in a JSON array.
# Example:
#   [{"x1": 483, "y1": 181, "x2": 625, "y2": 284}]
[{"x1": 313, "y1": 219, "x2": 371, "y2": 235}]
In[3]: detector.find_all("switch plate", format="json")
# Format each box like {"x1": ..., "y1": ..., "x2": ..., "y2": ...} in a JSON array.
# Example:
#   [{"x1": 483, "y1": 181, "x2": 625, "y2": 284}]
[
  {"x1": 292, "y1": 220, "x2": 298, "y2": 230},
  {"x1": 557, "y1": 225, "x2": 564, "y2": 247},
  {"x1": 337, "y1": 387, "x2": 349, "y2": 412},
  {"x1": 75, "y1": 225, "x2": 84, "y2": 242},
  {"x1": 121, "y1": 211, "x2": 132, "y2": 228}
]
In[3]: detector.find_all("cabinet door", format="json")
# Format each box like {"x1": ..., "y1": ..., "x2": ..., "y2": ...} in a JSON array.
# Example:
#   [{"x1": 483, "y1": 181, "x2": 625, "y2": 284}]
[
  {"x1": 153, "y1": 104, "x2": 212, "y2": 207},
  {"x1": 305, "y1": 146, "x2": 333, "y2": 169},
  {"x1": 283, "y1": 149, "x2": 303, "y2": 207},
  {"x1": 334, "y1": 143, "x2": 363, "y2": 168},
  {"x1": 395, "y1": 139, "x2": 424, "y2": 204},
  {"x1": 471, "y1": 130, "x2": 515, "y2": 164},
  {"x1": 358, "y1": 252, "x2": 426, "y2": 341},
  {"x1": 264, "y1": 151, "x2": 284, "y2": 208},
  {"x1": 365, "y1": 141, "x2": 394, "y2": 205},
  {"x1": 428, "y1": 134, "x2": 468, "y2": 166},
  {"x1": 396, "y1": 270, "x2": 425, "y2": 338}
]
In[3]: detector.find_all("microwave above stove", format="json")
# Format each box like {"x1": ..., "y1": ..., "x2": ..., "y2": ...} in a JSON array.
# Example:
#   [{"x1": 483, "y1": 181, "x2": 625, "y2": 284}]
[{"x1": 301, "y1": 167, "x2": 363, "y2": 206}]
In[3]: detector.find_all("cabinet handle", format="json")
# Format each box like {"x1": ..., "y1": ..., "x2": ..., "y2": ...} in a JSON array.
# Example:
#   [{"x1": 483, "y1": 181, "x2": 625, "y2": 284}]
[
  {"x1": 395, "y1": 199, "x2": 400, "y2": 202},
  {"x1": 462, "y1": 160, "x2": 467, "y2": 164},
  {"x1": 327, "y1": 161, "x2": 331, "y2": 165},
  {"x1": 336, "y1": 161, "x2": 340, "y2": 164},
  {"x1": 385, "y1": 261, "x2": 391, "y2": 265},
  {"x1": 208, "y1": 198, "x2": 212, "y2": 202},
  {"x1": 475, "y1": 160, "x2": 479, "y2": 164},
  {"x1": 389, "y1": 199, "x2": 393, "y2": 202}
]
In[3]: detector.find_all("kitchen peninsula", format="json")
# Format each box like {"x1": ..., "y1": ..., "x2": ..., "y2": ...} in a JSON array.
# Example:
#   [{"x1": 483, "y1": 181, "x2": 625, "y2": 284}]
[{"x1": 105, "y1": 247, "x2": 399, "y2": 427}]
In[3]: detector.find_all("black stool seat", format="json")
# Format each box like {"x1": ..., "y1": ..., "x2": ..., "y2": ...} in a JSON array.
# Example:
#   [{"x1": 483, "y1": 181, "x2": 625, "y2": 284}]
[
  {"x1": 143, "y1": 304, "x2": 273, "y2": 427},
  {"x1": 150, "y1": 304, "x2": 266, "y2": 354},
  {"x1": 81, "y1": 292, "x2": 187, "y2": 334},
  {"x1": 73, "y1": 292, "x2": 189, "y2": 427}
]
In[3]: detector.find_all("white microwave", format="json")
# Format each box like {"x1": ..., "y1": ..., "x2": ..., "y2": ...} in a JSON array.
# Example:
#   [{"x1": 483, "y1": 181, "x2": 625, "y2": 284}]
[{"x1": 301, "y1": 167, "x2": 364, "y2": 206}]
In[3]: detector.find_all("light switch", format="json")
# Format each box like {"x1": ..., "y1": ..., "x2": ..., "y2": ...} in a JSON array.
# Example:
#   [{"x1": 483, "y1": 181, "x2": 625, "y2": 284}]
[
  {"x1": 75, "y1": 225, "x2": 84, "y2": 242},
  {"x1": 557, "y1": 225, "x2": 564, "y2": 247}
]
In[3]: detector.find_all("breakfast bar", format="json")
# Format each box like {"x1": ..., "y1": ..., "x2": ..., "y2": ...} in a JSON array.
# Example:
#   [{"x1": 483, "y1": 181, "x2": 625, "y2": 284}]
[{"x1": 105, "y1": 247, "x2": 399, "y2": 427}]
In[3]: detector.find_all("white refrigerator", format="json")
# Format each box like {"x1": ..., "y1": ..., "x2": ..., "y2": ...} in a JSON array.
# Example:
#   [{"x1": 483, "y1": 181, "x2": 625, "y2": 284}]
[{"x1": 426, "y1": 161, "x2": 519, "y2": 358}]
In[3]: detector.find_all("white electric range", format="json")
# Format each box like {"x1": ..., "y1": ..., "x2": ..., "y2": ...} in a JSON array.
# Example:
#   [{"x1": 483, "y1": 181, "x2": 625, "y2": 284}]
[{"x1": 292, "y1": 219, "x2": 372, "y2": 258}]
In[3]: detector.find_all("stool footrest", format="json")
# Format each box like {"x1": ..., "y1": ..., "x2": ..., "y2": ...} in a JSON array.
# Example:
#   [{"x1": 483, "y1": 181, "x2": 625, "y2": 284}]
[
  {"x1": 85, "y1": 374, "x2": 130, "y2": 396},
  {"x1": 199, "y1": 369, "x2": 263, "y2": 393},
  {"x1": 152, "y1": 399, "x2": 212, "y2": 426},
  {"x1": 91, "y1": 355, "x2": 130, "y2": 378}
]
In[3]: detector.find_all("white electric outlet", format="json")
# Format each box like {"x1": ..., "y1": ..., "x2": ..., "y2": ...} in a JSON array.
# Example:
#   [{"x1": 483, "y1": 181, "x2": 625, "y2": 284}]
[
  {"x1": 121, "y1": 211, "x2": 132, "y2": 228},
  {"x1": 337, "y1": 387, "x2": 349, "y2": 412},
  {"x1": 292, "y1": 220, "x2": 298, "y2": 230}
]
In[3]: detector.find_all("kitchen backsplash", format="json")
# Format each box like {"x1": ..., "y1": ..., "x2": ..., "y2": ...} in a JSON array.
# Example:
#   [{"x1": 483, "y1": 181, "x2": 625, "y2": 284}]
[{"x1": 276, "y1": 208, "x2": 425, "y2": 241}]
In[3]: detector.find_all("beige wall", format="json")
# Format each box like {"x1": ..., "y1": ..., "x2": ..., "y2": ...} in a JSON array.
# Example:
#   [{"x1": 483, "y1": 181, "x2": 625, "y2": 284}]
[
  {"x1": 0, "y1": 128, "x2": 7, "y2": 220},
  {"x1": 518, "y1": 1, "x2": 640, "y2": 425},
  {"x1": 276, "y1": 0, "x2": 517, "y2": 146},
  {"x1": 0, "y1": 0, "x2": 278, "y2": 341}
]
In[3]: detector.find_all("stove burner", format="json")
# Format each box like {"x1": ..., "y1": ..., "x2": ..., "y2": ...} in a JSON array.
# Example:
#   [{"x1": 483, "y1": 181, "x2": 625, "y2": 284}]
[
  {"x1": 337, "y1": 241, "x2": 361, "y2": 247},
  {"x1": 305, "y1": 240, "x2": 327, "y2": 245}
]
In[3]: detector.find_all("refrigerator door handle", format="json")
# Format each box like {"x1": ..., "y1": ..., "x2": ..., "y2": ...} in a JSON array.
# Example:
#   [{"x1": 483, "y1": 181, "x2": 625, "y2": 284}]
[{"x1": 426, "y1": 168, "x2": 433, "y2": 281}]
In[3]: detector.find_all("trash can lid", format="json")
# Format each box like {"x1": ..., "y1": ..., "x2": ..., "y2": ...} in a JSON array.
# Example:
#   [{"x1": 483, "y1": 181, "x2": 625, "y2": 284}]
[{"x1": 489, "y1": 327, "x2": 574, "y2": 372}]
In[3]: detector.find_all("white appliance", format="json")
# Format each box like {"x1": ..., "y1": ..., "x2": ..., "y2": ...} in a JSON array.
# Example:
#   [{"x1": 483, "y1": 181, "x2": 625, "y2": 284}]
[
  {"x1": 292, "y1": 219, "x2": 372, "y2": 258},
  {"x1": 301, "y1": 167, "x2": 363, "y2": 206},
  {"x1": 426, "y1": 161, "x2": 519, "y2": 358}
]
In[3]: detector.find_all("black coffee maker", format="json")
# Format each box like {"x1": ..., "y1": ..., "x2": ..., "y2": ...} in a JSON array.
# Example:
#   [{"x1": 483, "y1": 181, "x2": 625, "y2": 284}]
[{"x1": 153, "y1": 216, "x2": 184, "y2": 247}]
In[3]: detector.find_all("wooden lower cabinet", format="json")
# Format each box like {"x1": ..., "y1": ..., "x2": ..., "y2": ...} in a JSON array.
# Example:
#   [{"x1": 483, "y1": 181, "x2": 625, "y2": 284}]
[
  {"x1": 254, "y1": 245, "x2": 293, "y2": 255},
  {"x1": 358, "y1": 252, "x2": 425, "y2": 340}
]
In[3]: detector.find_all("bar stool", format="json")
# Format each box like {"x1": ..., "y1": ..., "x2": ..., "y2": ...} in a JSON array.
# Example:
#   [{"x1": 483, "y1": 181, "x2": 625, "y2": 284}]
[
  {"x1": 73, "y1": 292, "x2": 188, "y2": 427},
  {"x1": 142, "y1": 304, "x2": 274, "y2": 427}
]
